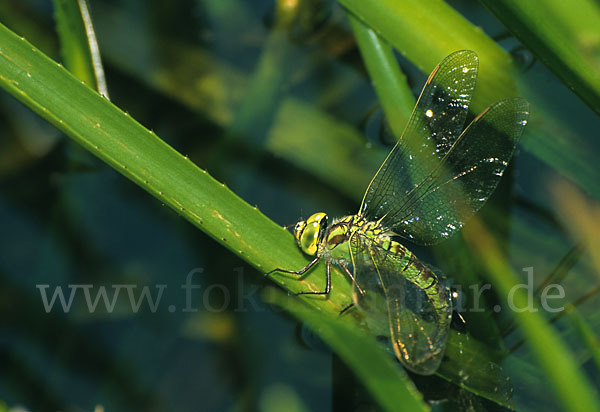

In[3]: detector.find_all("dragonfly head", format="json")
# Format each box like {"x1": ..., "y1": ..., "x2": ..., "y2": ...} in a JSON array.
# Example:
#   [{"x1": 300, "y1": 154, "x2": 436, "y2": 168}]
[{"x1": 294, "y1": 212, "x2": 328, "y2": 256}]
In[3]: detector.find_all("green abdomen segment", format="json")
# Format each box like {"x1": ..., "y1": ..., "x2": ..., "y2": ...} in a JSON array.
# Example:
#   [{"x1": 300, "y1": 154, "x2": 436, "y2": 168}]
[
  {"x1": 353, "y1": 230, "x2": 452, "y2": 374},
  {"x1": 384, "y1": 240, "x2": 451, "y2": 328}
]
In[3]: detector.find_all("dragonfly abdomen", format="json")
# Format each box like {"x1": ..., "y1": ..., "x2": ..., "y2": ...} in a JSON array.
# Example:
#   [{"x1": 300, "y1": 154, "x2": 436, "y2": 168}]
[
  {"x1": 407, "y1": 256, "x2": 452, "y2": 328},
  {"x1": 381, "y1": 238, "x2": 452, "y2": 329}
]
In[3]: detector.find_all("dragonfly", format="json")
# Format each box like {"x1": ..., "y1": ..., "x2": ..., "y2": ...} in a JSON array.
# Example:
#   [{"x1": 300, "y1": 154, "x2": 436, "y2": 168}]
[{"x1": 267, "y1": 50, "x2": 529, "y2": 375}]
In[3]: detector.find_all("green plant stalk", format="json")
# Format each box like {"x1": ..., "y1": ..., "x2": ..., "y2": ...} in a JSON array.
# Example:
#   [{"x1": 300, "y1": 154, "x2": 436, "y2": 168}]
[
  {"x1": 52, "y1": 0, "x2": 108, "y2": 97},
  {"x1": 347, "y1": 13, "x2": 414, "y2": 136},
  {"x1": 463, "y1": 218, "x2": 600, "y2": 412},
  {"x1": 479, "y1": 0, "x2": 600, "y2": 115},
  {"x1": 338, "y1": 0, "x2": 518, "y2": 113}
]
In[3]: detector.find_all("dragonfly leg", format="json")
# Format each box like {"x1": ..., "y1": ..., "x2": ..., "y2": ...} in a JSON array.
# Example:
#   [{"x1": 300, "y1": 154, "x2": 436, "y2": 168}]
[
  {"x1": 338, "y1": 302, "x2": 354, "y2": 316},
  {"x1": 265, "y1": 256, "x2": 320, "y2": 277},
  {"x1": 296, "y1": 259, "x2": 331, "y2": 296},
  {"x1": 340, "y1": 263, "x2": 365, "y2": 296}
]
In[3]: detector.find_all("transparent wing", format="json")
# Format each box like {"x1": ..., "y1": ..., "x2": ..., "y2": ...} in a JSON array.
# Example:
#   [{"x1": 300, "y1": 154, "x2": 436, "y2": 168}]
[
  {"x1": 360, "y1": 50, "x2": 529, "y2": 244},
  {"x1": 350, "y1": 234, "x2": 452, "y2": 375},
  {"x1": 368, "y1": 98, "x2": 529, "y2": 244},
  {"x1": 359, "y1": 50, "x2": 478, "y2": 234}
]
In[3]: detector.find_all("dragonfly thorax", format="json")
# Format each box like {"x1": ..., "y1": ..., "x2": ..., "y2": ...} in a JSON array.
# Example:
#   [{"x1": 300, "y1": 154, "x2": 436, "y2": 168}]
[
  {"x1": 295, "y1": 212, "x2": 392, "y2": 258},
  {"x1": 294, "y1": 212, "x2": 357, "y2": 257}
]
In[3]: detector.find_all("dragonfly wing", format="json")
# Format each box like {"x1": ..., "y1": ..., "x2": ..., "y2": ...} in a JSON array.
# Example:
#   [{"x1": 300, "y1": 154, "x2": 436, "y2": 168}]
[
  {"x1": 386, "y1": 279, "x2": 451, "y2": 375},
  {"x1": 361, "y1": 51, "x2": 529, "y2": 245},
  {"x1": 360, "y1": 50, "x2": 478, "y2": 235},
  {"x1": 382, "y1": 97, "x2": 528, "y2": 244},
  {"x1": 350, "y1": 235, "x2": 452, "y2": 374}
]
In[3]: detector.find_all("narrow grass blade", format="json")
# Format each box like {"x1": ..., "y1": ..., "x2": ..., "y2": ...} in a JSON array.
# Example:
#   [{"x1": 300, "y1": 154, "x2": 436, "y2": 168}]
[
  {"x1": 463, "y1": 217, "x2": 600, "y2": 412},
  {"x1": 53, "y1": 0, "x2": 108, "y2": 97},
  {"x1": 347, "y1": 13, "x2": 414, "y2": 136},
  {"x1": 479, "y1": 0, "x2": 600, "y2": 115},
  {"x1": 338, "y1": 0, "x2": 517, "y2": 112}
]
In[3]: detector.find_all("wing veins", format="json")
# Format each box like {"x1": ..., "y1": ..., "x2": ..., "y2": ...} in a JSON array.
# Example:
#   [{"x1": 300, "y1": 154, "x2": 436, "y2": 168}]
[{"x1": 375, "y1": 97, "x2": 528, "y2": 241}]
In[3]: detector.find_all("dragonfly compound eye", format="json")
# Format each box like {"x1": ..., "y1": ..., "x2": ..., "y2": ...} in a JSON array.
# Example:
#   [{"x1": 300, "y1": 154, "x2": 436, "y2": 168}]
[
  {"x1": 297, "y1": 213, "x2": 328, "y2": 256},
  {"x1": 293, "y1": 220, "x2": 307, "y2": 244}
]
